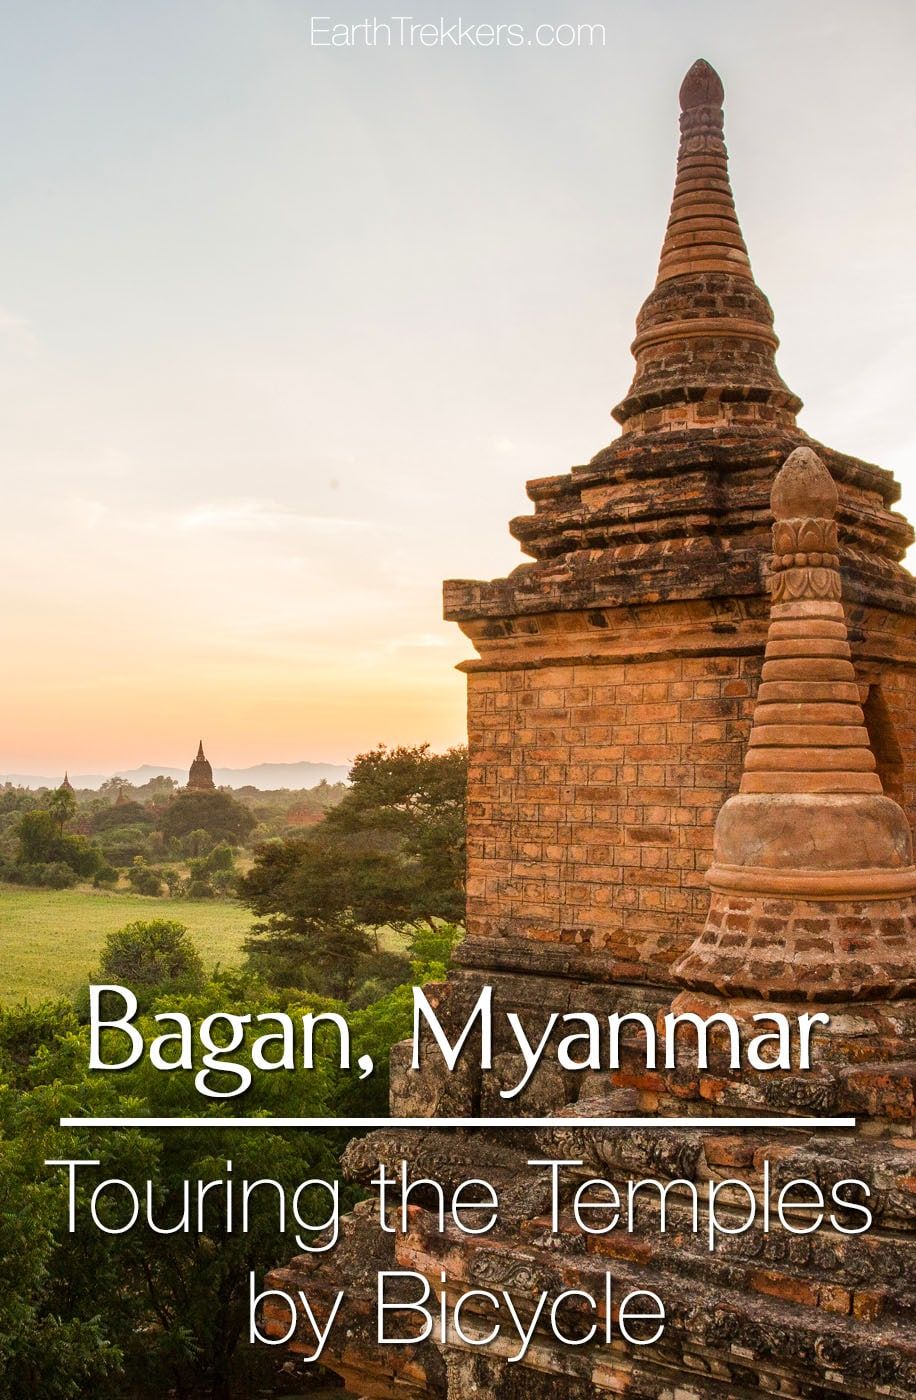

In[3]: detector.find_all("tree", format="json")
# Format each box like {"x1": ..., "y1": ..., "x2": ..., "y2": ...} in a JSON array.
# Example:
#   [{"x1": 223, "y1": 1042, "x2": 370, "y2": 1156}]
[
  {"x1": 0, "y1": 1001, "x2": 124, "y2": 1400},
  {"x1": 0, "y1": 933, "x2": 458, "y2": 1398},
  {"x1": 16, "y1": 809, "x2": 62, "y2": 864},
  {"x1": 46, "y1": 785, "x2": 76, "y2": 835},
  {"x1": 143, "y1": 775, "x2": 178, "y2": 798},
  {"x1": 325, "y1": 743, "x2": 467, "y2": 925},
  {"x1": 239, "y1": 744, "x2": 467, "y2": 992},
  {"x1": 0, "y1": 982, "x2": 341, "y2": 1400},
  {"x1": 0, "y1": 785, "x2": 38, "y2": 819},
  {"x1": 205, "y1": 843, "x2": 236, "y2": 873},
  {"x1": 158, "y1": 792, "x2": 256, "y2": 845},
  {"x1": 238, "y1": 835, "x2": 376, "y2": 995},
  {"x1": 98, "y1": 776, "x2": 132, "y2": 798},
  {"x1": 14, "y1": 809, "x2": 104, "y2": 881},
  {"x1": 183, "y1": 827, "x2": 214, "y2": 858},
  {"x1": 91, "y1": 800, "x2": 153, "y2": 832}
]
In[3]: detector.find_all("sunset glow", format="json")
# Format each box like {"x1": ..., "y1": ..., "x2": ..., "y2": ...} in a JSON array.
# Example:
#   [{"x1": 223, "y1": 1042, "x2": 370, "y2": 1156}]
[{"x1": 2, "y1": 0, "x2": 915, "y2": 774}]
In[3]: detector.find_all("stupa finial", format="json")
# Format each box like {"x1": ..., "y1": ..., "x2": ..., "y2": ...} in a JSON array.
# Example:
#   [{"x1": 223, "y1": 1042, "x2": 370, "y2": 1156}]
[
  {"x1": 771, "y1": 444, "x2": 839, "y2": 522},
  {"x1": 654, "y1": 57, "x2": 750, "y2": 286},
  {"x1": 678, "y1": 58, "x2": 724, "y2": 113}
]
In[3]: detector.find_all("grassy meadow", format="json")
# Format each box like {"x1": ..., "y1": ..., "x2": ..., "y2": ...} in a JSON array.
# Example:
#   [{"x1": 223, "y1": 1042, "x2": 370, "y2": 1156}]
[{"x1": 0, "y1": 883, "x2": 252, "y2": 1005}]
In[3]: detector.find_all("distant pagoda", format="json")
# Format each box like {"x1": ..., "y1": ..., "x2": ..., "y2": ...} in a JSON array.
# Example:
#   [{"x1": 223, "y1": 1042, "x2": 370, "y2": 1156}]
[
  {"x1": 186, "y1": 741, "x2": 215, "y2": 792},
  {"x1": 58, "y1": 772, "x2": 74, "y2": 792}
]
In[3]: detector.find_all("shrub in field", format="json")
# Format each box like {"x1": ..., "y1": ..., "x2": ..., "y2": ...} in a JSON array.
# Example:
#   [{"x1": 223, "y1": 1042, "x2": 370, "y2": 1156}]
[
  {"x1": 96, "y1": 919, "x2": 205, "y2": 1001},
  {"x1": 9, "y1": 860, "x2": 78, "y2": 889},
  {"x1": 127, "y1": 860, "x2": 165, "y2": 896},
  {"x1": 186, "y1": 877, "x2": 214, "y2": 899}
]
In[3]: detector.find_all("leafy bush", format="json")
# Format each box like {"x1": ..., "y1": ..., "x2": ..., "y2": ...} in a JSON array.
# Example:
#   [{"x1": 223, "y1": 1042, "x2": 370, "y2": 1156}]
[
  {"x1": 7, "y1": 860, "x2": 77, "y2": 889},
  {"x1": 210, "y1": 869, "x2": 235, "y2": 896},
  {"x1": 0, "y1": 982, "x2": 337, "y2": 1400},
  {"x1": 90, "y1": 800, "x2": 153, "y2": 832},
  {"x1": 96, "y1": 824, "x2": 156, "y2": 866},
  {"x1": 96, "y1": 919, "x2": 205, "y2": 999},
  {"x1": 42, "y1": 861, "x2": 80, "y2": 889},
  {"x1": 186, "y1": 877, "x2": 214, "y2": 899},
  {"x1": 205, "y1": 842, "x2": 236, "y2": 873},
  {"x1": 410, "y1": 922, "x2": 463, "y2": 977},
  {"x1": 347, "y1": 949, "x2": 412, "y2": 1009},
  {"x1": 127, "y1": 864, "x2": 164, "y2": 896},
  {"x1": 180, "y1": 827, "x2": 214, "y2": 857}
]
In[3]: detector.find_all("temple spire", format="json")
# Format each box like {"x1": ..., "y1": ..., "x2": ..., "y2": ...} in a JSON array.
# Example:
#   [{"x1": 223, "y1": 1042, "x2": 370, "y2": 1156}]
[
  {"x1": 613, "y1": 59, "x2": 801, "y2": 433},
  {"x1": 187, "y1": 741, "x2": 215, "y2": 792},
  {"x1": 655, "y1": 59, "x2": 751, "y2": 284}
]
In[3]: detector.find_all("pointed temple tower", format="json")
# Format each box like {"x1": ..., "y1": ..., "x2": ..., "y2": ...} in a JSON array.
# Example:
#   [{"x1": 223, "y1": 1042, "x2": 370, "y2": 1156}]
[
  {"x1": 267, "y1": 61, "x2": 916, "y2": 1398},
  {"x1": 186, "y1": 740, "x2": 215, "y2": 791}
]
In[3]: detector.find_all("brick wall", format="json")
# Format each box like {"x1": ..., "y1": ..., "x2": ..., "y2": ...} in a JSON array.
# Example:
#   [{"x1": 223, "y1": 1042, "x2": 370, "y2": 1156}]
[
  {"x1": 864, "y1": 667, "x2": 916, "y2": 821},
  {"x1": 464, "y1": 624, "x2": 916, "y2": 983}
]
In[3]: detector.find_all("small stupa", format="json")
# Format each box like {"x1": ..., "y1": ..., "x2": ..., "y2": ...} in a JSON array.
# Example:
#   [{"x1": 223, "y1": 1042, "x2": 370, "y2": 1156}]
[
  {"x1": 186, "y1": 741, "x2": 215, "y2": 792},
  {"x1": 673, "y1": 446, "x2": 916, "y2": 1001},
  {"x1": 58, "y1": 772, "x2": 74, "y2": 792}
]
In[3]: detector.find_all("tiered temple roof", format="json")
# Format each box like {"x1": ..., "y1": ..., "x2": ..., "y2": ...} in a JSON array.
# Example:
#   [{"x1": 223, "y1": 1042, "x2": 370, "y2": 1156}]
[{"x1": 445, "y1": 60, "x2": 916, "y2": 635}]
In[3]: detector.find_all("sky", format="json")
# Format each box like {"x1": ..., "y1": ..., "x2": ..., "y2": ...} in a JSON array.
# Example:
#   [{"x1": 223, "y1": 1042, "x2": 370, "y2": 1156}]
[{"x1": 1, "y1": 0, "x2": 915, "y2": 775}]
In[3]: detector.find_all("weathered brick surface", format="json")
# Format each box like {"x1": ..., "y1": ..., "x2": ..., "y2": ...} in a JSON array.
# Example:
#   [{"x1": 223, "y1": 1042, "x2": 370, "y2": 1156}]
[
  {"x1": 464, "y1": 646, "x2": 758, "y2": 976},
  {"x1": 463, "y1": 636, "x2": 916, "y2": 982}
]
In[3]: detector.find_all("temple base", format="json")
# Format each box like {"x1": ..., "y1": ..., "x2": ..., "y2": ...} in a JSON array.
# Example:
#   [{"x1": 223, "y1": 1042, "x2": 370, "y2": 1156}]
[{"x1": 672, "y1": 888, "x2": 916, "y2": 1001}]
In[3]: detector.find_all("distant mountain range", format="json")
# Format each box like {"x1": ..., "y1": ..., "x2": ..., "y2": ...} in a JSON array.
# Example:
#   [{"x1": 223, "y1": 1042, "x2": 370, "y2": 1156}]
[{"x1": 0, "y1": 762, "x2": 350, "y2": 792}]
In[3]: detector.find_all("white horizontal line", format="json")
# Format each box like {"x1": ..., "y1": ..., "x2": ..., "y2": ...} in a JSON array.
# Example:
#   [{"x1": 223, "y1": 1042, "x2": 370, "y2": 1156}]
[{"x1": 59, "y1": 1116, "x2": 856, "y2": 1130}]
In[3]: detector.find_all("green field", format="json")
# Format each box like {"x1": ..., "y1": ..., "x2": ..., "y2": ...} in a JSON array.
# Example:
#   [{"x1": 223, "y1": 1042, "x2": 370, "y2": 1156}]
[{"x1": 0, "y1": 883, "x2": 253, "y2": 1005}]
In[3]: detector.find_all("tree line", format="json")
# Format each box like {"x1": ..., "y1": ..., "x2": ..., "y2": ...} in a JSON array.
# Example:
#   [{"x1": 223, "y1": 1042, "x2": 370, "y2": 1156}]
[{"x1": 0, "y1": 743, "x2": 468, "y2": 1398}]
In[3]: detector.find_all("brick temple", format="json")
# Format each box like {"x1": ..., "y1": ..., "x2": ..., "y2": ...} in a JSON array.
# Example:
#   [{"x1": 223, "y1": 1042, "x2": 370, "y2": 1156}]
[
  {"x1": 268, "y1": 60, "x2": 916, "y2": 1397},
  {"x1": 187, "y1": 740, "x2": 215, "y2": 791}
]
